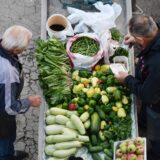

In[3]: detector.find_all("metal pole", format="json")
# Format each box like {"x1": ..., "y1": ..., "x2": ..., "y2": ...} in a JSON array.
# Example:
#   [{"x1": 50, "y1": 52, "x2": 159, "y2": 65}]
[
  {"x1": 41, "y1": 0, "x2": 47, "y2": 40},
  {"x1": 132, "y1": 0, "x2": 137, "y2": 12}
]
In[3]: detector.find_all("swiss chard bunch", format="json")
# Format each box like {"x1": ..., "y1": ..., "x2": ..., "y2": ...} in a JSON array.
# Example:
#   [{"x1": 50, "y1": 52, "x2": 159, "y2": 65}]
[{"x1": 35, "y1": 38, "x2": 72, "y2": 106}]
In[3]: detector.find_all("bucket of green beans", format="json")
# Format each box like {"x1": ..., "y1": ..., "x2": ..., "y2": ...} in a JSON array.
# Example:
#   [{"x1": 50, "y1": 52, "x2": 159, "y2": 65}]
[{"x1": 66, "y1": 33, "x2": 104, "y2": 69}]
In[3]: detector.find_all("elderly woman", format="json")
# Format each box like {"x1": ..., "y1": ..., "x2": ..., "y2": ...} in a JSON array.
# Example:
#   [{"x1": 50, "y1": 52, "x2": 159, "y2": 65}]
[
  {"x1": 0, "y1": 26, "x2": 41, "y2": 160},
  {"x1": 116, "y1": 15, "x2": 160, "y2": 160}
]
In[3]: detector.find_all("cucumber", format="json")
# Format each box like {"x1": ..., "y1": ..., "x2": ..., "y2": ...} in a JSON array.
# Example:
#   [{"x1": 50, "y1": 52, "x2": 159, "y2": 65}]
[
  {"x1": 89, "y1": 145, "x2": 103, "y2": 153},
  {"x1": 91, "y1": 112, "x2": 100, "y2": 133},
  {"x1": 91, "y1": 153, "x2": 102, "y2": 160},
  {"x1": 91, "y1": 134, "x2": 98, "y2": 146},
  {"x1": 104, "y1": 148, "x2": 113, "y2": 158},
  {"x1": 100, "y1": 142, "x2": 110, "y2": 149},
  {"x1": 95, "y1": 107, "x2": 106, "y2": 120},
  {"x1": 104, "y1": 154, "x2": 113, "y2": 160}
]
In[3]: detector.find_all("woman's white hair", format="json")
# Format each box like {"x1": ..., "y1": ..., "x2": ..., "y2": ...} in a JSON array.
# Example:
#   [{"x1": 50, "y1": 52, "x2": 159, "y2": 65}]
[{"x1": 1, "y1": 25, "x2": 32, "y2": 50}]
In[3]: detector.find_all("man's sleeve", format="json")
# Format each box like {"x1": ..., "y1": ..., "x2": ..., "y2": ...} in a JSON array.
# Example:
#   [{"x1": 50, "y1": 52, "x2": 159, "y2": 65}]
[
  {"x1": 124, "y1": 70, "x2": 160, "y2": 104},
  {"x1": 4, "y1": 82, "x2": 31, "y2": 115}
]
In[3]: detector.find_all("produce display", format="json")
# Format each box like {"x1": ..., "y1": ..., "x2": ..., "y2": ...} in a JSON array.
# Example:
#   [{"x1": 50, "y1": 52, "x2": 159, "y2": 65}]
[
  {"x1": 36, "y1": 27, "x2": 136, "y2": 160},
  {"x1": 70, "y1": 65, "x2": 132, "y2": 159},
  {"x1": 70, "y1": 36, "x2": 99, "y2": 56},
  {"x1": 114, "y1": 137, "x2": 146, "y2": 160}
]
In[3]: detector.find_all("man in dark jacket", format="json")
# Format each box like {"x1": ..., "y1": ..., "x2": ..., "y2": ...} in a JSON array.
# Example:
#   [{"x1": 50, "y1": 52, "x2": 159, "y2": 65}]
[
  {"x1": 115, "y1": 15, "x2": 160, "y2": 160},
  {"x1": 0, "y1": 25, "x2": 42, "y2": 160}
]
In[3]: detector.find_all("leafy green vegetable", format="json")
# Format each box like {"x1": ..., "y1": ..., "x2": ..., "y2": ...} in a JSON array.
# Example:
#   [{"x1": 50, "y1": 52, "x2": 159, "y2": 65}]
[
  {"x1": 35, "y1": 38, "x2": 72, "y2": 107},
  {"x1": 110, "y1": 28, "x2": 123, "y2": 42},
  {"x1": 109, "y1": 47, "x2": 129, "y2": 62}
]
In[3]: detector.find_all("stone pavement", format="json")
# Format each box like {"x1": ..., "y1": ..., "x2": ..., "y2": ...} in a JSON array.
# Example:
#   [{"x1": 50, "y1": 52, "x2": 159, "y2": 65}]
[{"x1": 0, "y1": 0, "x2": 41, "y2": 160}]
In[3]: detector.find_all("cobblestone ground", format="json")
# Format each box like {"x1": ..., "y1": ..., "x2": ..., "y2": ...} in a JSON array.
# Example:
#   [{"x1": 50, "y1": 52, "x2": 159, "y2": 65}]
[{"x1": 0, "y1": 0, "x2": 41, "y2": 160}]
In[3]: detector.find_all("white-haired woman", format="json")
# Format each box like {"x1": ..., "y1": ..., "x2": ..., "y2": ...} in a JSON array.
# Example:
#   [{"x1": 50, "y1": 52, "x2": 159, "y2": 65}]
[{"x1": 0, "y1": 25, "x2": 41, "y2": 160}]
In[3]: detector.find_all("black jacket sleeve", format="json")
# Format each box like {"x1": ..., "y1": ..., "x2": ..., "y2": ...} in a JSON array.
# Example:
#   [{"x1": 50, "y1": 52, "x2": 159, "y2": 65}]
[{"x1": 124, "y1": 56, "x2": 160, "y2": 104}]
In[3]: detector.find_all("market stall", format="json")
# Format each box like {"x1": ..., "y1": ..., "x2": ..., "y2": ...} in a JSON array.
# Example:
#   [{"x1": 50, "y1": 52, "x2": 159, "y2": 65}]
[{"x1": 38, "y1": 1, "x2": 140, "y2": 160}]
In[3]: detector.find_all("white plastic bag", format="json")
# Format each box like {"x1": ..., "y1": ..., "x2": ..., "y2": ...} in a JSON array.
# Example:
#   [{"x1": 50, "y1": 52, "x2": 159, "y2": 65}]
[
  {"x1": 67, "y1": 2, "x2": 122, "y2": 34},
  {"x1": 99, "y1": 29, "x2": 111, "y2": 64},
  {"x1": 66, "y1": 33, "x2": 104, "y2": 69}
]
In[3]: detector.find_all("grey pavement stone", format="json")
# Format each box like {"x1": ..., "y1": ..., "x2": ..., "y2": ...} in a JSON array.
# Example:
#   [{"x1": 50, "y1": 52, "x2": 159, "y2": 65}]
[{"x1": 15, "y1": 142, "x2": 26, "y2": 151}]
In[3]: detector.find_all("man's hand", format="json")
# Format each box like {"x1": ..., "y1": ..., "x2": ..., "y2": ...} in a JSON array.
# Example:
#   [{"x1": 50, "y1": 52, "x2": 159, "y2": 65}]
[
  {"x1": 28, "y1": 96, "x2": 42, "y2": 107},
  {"x1": 115, "y1": 71, "x2": 129, "y2": 83},
  {"x1": 124, "y1": 34, "x2": 135, "y2": 45}
]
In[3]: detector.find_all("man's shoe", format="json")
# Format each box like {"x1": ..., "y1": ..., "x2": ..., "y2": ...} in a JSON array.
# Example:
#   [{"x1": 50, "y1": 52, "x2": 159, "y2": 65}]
[{"x1": 13, "y1": 151, "x2": 29, "y2": 160}]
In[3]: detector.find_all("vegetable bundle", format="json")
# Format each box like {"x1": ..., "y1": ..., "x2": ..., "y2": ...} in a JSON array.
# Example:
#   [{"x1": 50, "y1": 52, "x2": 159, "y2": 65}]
[{"x1": 35, "y1": 38, "x2": 72, "y2": 106}]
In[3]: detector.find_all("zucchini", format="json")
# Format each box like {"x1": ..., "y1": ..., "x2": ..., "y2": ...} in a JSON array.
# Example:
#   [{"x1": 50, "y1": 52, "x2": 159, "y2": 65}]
[
  {"x1": 67, "y1": 111, "x2": 78, "y2": 117},
  {"x1": 45, "y1": 145, "x2": 55, "y2": 156},
  {"x1": 66, "y1": 121, "x2": 76, "y2": 130},
  {"x1": 77, "y1": 135, "x2": 89, "y2": 142},
  {"x1": 70, "y1": 115, "x2": 86, "y2": 135},
  {"x1": 45, "y1": 125, "x2": 64, "y2": 135},
  {"x1": 50, "y1": 108, "x2": 67, "y2": 116},
  {"x1": 54, "y1": 141, "x2": 81, "y2": 150},
  {"x1": 46, "y1": 115, "x2": 56, "y2": 125},
  {"x1": 53, "y1": 148, "x2": 77, "y2": 158},
  {"x1": 45, "y1": 135, "x2": 76, "y2": 143},
  {"x1": 55, "y1": 115, "x2": 70, "y2": 125},
  {"x1": 62, "y1": 128, "x2": 78, "y2": 136},
  {"x1": 92, "y1": 153, "x2": 102, "y2": 160},
  {"x1": 91, "y1": 112, "x2": 100, "y2": 133}
]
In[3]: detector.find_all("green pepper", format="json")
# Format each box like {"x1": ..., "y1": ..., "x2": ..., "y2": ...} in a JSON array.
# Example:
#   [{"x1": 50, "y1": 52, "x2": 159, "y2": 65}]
[
  {"x1": 77, "y1": 107, "x2": 84, "y2": 114},
  {"x1": 89, "y1": 99, "x2": 97, "y2": 107}
]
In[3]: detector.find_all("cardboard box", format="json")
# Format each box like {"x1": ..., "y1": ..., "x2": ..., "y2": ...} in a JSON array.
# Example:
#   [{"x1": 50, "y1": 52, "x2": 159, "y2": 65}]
[{"x1": 114, "y1": 137, "x2": 147, "y2": 160}]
